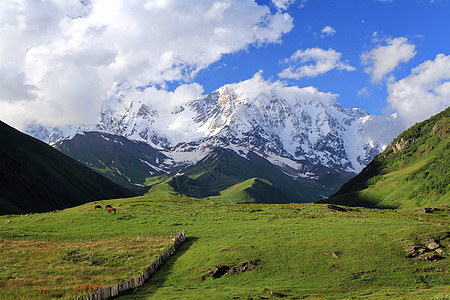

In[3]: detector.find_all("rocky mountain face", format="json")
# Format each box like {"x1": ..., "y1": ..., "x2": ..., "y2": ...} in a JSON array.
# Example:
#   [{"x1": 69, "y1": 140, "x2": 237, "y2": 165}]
[
  {"x1": 27, "y1": 77, "x2": 386, "y2": 199},
  {"x1": 52, "y1": 131, "x2": 181, "y2": 191}
]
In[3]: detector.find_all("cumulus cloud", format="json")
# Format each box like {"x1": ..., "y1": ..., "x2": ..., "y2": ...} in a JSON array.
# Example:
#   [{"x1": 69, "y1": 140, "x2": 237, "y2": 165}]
[
  {"x1": 0, "y1": 0, "x2": 293, "y2": 130},
  {"x1": 279, "y1": 48, "x2": 355, "y2": 79},
  {"x1": 0, "y1": 62, "x2": 37, "y2": 102},
  {"x1": 234, "y1": 71, "x2": 339, "y2": 108},
  {"x1": 361, "y1": 37, "x2": 416, "y2": 82},
  {"x1": 321, "y1": 26, "x2": 336, "y2": 37},
  {"x1": 272, "y1": 0, "x2": 296, "y2": 10},
  {"x1": 386, "y1": 53, "x2": 450, "y2": 127}
]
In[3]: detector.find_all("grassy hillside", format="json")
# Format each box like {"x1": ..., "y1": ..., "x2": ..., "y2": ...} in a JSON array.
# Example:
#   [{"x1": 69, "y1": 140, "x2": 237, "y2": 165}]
[
  {"x1": 207, "y1": 178, "x2": 296, "y2": 204},
  {"x1": 169, "y1": 148, "x2": 353, "y2": 203},
  {"x1": 324, "y1": 107, "x2": 450, "y2": 209},
  {"x1": 0, "y1": 121, "x2": 135, "y2": 215},
  {"x1": 0, "y1": 194, "x2": 449, "y2": 299}
]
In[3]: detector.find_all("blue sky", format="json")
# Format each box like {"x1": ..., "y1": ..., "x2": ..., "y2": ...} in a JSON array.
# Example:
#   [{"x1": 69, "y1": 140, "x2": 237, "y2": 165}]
[
  {"x1": 195, "y1": 0, "x2": 450, "y2": 116},
  {"x1": 0, "y1": 0, "x2": 449, "y2": 130}
]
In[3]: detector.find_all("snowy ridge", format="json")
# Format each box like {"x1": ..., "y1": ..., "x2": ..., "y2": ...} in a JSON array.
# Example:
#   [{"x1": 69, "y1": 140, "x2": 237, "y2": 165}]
[{"x1": 27, "y1": 75, "x2": 387, "y2": 176}]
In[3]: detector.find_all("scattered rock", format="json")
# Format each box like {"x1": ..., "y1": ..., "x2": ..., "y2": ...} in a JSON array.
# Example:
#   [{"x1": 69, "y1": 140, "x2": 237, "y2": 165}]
[
  {"x1": 201, "y1": 265, "x2": 230, "y2": 280},
  {"x1": 229, "y1": 259, "x2": 260, "y2": 274},
  {"x1": 414, "y1": 207, "x2": 447, "y2": 214},
  {"x1": 422, "y1": 254, "x2": 444, "y2": 262},
  {"x1": 324, "y1": 251, "x2": 339, "y2": 258},
  {"x1": 426, "y1": 241, "x2": 440, "y2": 250},
  {"x1": 436, "y1": 268, "x2": 449, "y2": 273},
  {"x1": 200, "y1": 259, "x2": 260, "y2": 280},
  {"x1": 405, "y1": 246, "x2": 419, "y2": 258}
]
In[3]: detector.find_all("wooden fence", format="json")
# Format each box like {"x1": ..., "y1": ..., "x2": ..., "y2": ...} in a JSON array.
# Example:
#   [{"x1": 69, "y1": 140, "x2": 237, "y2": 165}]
[{"x1": 76, "y1": 230, "x2": 186, "y2": 300}]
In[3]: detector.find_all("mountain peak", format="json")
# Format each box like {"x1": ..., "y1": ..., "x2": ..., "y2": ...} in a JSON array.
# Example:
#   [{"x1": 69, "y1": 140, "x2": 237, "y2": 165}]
[{"x1": 27, "y1": 78, "x2": 387, "y2": 176}]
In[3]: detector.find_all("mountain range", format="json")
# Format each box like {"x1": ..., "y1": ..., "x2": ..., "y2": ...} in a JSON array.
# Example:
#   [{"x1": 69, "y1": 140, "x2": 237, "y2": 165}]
[{"x1": 28, "y1": 77, "x2": 389, "y2": 201}]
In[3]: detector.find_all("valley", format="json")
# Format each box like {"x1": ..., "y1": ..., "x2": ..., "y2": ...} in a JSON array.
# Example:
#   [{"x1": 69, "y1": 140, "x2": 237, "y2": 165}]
[
  {"x1": 1, "y1": 194, "x2": 449, "y2": 299},
  {"x1": 1, "y1": 1, "x2": 449, "y2": 299}
]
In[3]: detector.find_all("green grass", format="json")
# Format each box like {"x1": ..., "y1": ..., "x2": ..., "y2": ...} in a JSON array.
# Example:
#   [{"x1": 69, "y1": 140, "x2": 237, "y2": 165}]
[
  {"x1": 326, "y1": 108, "x2": 450, "y2": 209},
  {"x1": 207, "y1": 178, "x2": 294, "y2": 204},
  {"x1": 0, "y1": 237, "x2": 172, "y2": 299},
  {"x1": 1, "y1": 194, "x2": 449, "y2": 299},
  {"x1": 144, "y1": 175, "x2": 170, "y2": 186}
]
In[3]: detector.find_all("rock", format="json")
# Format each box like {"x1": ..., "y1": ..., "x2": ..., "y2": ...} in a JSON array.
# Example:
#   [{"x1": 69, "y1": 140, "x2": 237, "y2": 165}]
[
  {"x1": 405, "y1": 246, "x2": 419, "y2": 258},
  {"x1": 270, "y1": 291, "x2": 287, "y2": 298},
  {"x1": 229, "y1": 259, "x2": 260, "y2": 274},
  {"x1": 426, "y1": 241, "x2": 440, "y2": 250},
  {"x1": 414, "y1": 207, "x2": 447, "y2": 213},
  {"x1": 435, "y1": 248, "x2": 444, "y2": 255},
  {"x1": 201, "y1": 265, "x2": 230, "y2": 280},
  {"x1": 201, "y1": 259, "x2": 260, "y2": 280},
  {"x1": 422, "y1": 254, "x2": 444, "y2": 262},
  {"x1": 324, "y1": 251, "x2": 339, "y2": 258}
]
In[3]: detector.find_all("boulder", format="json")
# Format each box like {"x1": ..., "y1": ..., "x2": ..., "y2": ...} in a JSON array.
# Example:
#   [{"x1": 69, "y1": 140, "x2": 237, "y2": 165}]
[
  {"x1": 426, "y1": 241, "x2": 440, "y2": 250},
  {"x1": 435, "y1": 248, "x2": 444, "y2": 255}
]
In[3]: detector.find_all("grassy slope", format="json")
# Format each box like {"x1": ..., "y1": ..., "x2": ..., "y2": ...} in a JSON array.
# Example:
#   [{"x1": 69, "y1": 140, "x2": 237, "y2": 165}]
[
  {"x1": 171, "y1": 148, "x2": 352, "y2": 203},
  {"x1": 324, "y1": 107, "x2": 450, "y2": 209},
  {"x1": 207, "y1": 178, "x2": 296, "y2": 204},
  {"x1": 0, "y1": 194, "x2": 449, "y2": 299},
  {"x1": 0, "y1": 121, "x2": 135, "y2": 215}
]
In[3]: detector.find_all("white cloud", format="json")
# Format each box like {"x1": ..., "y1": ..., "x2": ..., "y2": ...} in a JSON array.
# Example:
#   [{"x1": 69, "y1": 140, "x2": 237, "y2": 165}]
[
  {"x1": 361, "y1": 37, "x2": 416, "y2": 82},
  {"x1": 321, "y1": 26, "x2": 336, "y2": 37},
  {"x1": 356, "y1": 87, "x2": 370, "y2": 97},
  {"x1": 386, "y1": 53, "x2": 450, "y2": 127},
  {"x1": 0, "y1": 62, "x2": 37, "y2": 102},
  {"x1": 279, "y1": 48, "x2": 355, "y2": 79},
  {"x1": 272, "y1": 0, "x2": 296, "y2": 10},
  {"x1": 0, "y1": 0, "x2": 294, "y2": 130}
]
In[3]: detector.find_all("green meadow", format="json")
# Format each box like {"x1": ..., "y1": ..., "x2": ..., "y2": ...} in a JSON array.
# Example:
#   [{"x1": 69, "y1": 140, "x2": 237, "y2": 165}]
[{"x1": 0, "y1": 191, "x2": 449, "y2": 299}]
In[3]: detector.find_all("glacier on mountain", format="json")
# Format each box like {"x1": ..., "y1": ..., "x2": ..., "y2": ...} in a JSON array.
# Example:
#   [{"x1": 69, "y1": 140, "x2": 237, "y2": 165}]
[{"x1": 27, "y1": 74, "x2": 389, "y2": 175}]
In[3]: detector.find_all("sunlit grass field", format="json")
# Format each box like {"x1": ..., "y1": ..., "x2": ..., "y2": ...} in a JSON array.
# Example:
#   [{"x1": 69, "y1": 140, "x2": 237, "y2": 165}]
[{"x1": 0, "y1": 192, "x2": 449, "y2": 299}]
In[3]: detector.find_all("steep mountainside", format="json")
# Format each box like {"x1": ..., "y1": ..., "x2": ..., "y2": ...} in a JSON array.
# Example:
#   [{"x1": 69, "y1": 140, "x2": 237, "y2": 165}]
[
  {"x1": 167, "y1": 148, "x2": 353, "y2": 203},
  {"x1": 0, "y1": 121, "x2": 135, "y2": 215},
  {"x1": 324, "y1": 107, "x2": 449, "y2": 209},
  {"x1": 52, "y1": 132, "x2": 180, "y2": 190},
  {"x1": 28, "y1": 77, "x2": 386, "y2": 173},
  {"x1": 27, "y1": 77, "x2": 390, "y2": 200}
]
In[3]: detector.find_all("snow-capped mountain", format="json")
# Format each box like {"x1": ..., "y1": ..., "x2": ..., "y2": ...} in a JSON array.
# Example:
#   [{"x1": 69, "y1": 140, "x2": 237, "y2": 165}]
[{"x1": 28, "y1": 75, "x2": 386, "y2": 179}]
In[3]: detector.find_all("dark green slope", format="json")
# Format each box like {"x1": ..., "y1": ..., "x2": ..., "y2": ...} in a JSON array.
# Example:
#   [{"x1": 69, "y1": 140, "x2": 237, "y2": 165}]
[
  {"x1": 323, "y1": 107, "x2": 450, "y2": 209},
  {"x1": 168, "y1": 148, "x2": 348, "y2": 203},
  {"x1": 0, "y1": 121, "x2": 135, "y2": 215},
  {"x1": 53, "y1": 131, "x2": 175, "y2": 190}
]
